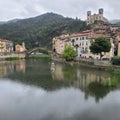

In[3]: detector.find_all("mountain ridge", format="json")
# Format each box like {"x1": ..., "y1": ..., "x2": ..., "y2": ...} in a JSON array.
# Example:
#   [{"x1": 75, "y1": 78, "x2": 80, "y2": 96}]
[{"x1": 0, "y1": 12, "x2": 89, "y2": 49}]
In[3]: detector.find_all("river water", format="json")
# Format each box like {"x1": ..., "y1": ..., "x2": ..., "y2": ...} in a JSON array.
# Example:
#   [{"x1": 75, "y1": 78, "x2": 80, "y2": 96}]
[{"x1": 0, "y1": 59, "x2": 120, "y2": 120}]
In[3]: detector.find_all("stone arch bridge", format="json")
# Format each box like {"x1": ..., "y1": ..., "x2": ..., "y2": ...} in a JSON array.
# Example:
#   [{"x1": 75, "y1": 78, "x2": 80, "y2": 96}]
[{"x1": 26, "y1": 47, "x2": 52, "y2": 56}]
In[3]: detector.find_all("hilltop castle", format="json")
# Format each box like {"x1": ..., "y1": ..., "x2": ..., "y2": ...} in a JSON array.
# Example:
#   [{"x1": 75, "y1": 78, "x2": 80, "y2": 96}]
[
  {"x1": 52, "y1": 8, "x2": 120, "y2": 60},
  {"x1": 86, "y1": 8, "x2": 108, "y2": 25}
]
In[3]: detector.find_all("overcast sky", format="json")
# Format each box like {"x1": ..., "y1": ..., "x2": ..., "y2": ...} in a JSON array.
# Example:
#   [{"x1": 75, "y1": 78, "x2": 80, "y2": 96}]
[{"x1": 0, "y1": 0, "x2": 120, "y2": 21}]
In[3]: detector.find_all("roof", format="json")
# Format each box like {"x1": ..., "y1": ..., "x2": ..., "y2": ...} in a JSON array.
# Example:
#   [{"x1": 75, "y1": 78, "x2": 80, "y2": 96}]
[
  {"x1": 90, "y1": 34, "x2": 109, "y2": 39},
  {"x1": 0, "y1": 39, "x2": 13, "y2": 43},
  {"x1": 70, "y1": 30, "x2": 91, "y2": 38}
]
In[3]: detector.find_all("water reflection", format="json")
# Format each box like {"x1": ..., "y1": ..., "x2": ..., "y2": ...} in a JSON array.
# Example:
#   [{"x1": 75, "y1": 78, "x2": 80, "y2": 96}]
[
  {"x1": 0, "y1": 60, "x2": 25, "y2": 77},
  {"x1": 51, "y1": 63, "x2": 120, "y2": 101},
  {"x1": 0, "y1": 60, "x2": 120, "y2": 120},
  {"x1": 0, "y1": 59, "x2": 120, "y2": 102},
  {"x1": 0, "y1": 79, "x2": 120, "y2": 120}
]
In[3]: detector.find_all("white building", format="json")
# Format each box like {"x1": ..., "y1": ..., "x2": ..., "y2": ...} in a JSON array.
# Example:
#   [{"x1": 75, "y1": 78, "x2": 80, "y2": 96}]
[
  {"x1": 69, "y1": 30, "x2": 92, "y2": 58},
  {"x1": 53, "y1": 30, "x2": 114, "y2": 59}
]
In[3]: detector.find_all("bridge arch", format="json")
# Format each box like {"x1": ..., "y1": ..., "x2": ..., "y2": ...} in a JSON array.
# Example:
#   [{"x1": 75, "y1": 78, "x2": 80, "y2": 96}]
[{"x1": 26, "y1": 47, "x2": 52, "y2": 56}]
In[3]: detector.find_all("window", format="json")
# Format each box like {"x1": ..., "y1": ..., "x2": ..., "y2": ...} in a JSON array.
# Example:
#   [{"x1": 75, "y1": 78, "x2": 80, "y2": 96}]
[
  {"x1": 76, "y1": 38, "x2": 78, "y2": 40},
  {"x1": 82, "y1": 37, "x2": 84, "y2": 40},
  {"x1": 85, "y1": 47, "x2": 88, "y2": 51}
]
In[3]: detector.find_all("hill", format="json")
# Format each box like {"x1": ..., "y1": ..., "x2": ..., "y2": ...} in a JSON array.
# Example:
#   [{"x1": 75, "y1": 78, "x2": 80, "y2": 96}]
[
  {"x1": 110, "y1": 19, "x2": 120, "y2": 24},
  {"x1": 0, "y1": 13, "x2": 89, "y2": 49}
]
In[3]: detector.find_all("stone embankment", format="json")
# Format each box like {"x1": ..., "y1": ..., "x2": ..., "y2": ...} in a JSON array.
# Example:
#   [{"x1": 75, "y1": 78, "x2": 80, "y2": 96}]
[
  {"x1": 52, "y1": 56, "x2": 120, "y2": 70},
  {"x1": 0, "y1": 52, "x2": 26, "y2": 60}
]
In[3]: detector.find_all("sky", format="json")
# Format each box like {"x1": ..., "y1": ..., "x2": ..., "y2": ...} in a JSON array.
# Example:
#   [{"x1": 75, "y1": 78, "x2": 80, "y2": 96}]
[{"x1": 0, "y1": 0, "x2": 120, "y2": 21}]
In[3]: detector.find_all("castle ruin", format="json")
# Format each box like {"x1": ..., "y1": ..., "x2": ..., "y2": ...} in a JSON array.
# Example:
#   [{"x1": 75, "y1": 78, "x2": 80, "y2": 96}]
[{"x1": 86, "y1": 8, "x2": 108, "y2": 25}]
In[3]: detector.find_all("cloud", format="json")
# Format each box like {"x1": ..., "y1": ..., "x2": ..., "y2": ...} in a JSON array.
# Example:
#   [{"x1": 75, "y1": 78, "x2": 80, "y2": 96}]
[{"x1": 0, "y1": 0, "x2": 120, "y2": 21}]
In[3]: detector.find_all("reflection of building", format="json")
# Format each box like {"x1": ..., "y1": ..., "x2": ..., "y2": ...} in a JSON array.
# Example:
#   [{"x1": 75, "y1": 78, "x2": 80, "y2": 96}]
[
  {"x1": 15, "y1": 42, "x2": 26, "y2": 52},
  {"x1": 74, "y1": 68, "x2": 109, "y2": 90},
  {"x1": 51, "y1": 63, "x2": 64, "y2": 80},
  {"x1": 0, "y1": 60, "x2": 26, "y2": 77},
  {"x1": 51, "y1": 62, "x2": 110, "y2": 89},
  {"x1": 51, "y1": 62, "x2": 113, "y2": 101},
  {"x1": 15, "y1": 60, "x2": 25, "y2": 73},
  {"x1": 0, "y1": 64, "x2": 7, "y2": 77}
]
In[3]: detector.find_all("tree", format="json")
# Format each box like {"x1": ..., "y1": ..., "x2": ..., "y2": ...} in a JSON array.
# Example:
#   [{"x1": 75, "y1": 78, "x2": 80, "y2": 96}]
[
  {"x1": 90, "y1": 37, "x2": 111, "y2": 59},
  {"x1": 62, "y1": 45, "x2": 77, "y2": 61}
]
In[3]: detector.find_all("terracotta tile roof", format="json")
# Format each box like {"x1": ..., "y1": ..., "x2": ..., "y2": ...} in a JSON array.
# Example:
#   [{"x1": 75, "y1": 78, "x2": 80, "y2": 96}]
[
  {"x1": 69, "y1": 30, "x2": 91, "y2": 38},
  {"x1": 90, "y1": 34, "x2": 109, "y2": 39}
]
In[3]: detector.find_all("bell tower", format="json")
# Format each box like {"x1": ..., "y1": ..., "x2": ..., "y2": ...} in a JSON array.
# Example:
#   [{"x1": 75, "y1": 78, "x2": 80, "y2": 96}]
[
  {"x1": 87, "y1": 11, "x2": 91, "y2": 25},
  {"x1": 99, "y1": 8, "x2": 103, "y2": 14}
]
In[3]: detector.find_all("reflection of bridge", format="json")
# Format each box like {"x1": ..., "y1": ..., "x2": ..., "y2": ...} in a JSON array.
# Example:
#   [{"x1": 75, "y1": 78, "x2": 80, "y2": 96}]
[{"x1": 26, "y1": 47, "x2": 52, "y2": 56}]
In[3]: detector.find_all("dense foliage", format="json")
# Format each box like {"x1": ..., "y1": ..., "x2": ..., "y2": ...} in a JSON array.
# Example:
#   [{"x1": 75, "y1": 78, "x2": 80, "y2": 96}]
[
  {"x1": 0, "y1": 13, "x2": 89, "y2": 49},
  {"x1": 62, "y1": 45, "x2": 77, "y2": 61},
  {"x1": 90, "y1": 37, "x2": 111, "y2": 59},
  {"x1": 111, "y1": 56, "x2": 120, "y2": 65}
]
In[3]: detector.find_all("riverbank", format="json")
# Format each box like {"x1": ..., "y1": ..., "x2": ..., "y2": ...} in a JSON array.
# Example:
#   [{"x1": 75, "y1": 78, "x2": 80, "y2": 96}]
[
  {"x1": 0, "y1": 52, "x2": 26, "y2": 60},
  {"x1": 0, "y1": 54, "x2": 51, "y2": 61},
  {"x1": 52, "y1": 57, "x2": 120, "y2": 71}
]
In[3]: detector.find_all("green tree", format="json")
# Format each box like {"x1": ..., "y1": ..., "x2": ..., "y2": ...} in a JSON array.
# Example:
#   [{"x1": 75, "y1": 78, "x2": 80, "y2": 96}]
[
  {"x1": 62, "y1": 45, "x2": 77, "y2": 61},
  {"x1": 90, "y1": 37, "x2": 111, "y2": 59}
]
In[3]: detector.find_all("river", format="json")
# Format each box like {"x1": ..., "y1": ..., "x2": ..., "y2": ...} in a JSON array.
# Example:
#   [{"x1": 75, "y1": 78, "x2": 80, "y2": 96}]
[{"x1": 0, "y1": 59, "x2": 120, "y2": 120}]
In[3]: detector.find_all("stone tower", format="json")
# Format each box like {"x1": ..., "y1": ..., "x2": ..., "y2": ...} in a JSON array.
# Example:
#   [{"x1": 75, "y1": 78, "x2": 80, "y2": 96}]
[
  {"x1": 87, "y1": 11, "x2": 91, "y2": 17},
  {"x1": 87, "y1": 11, "x2": 91, "y2": 25},
  {"x1": 86, "y1": 8, "x2": 108, "y2": 25},
  {"x1": 98, "y1": 8, "x2": 103, "y2": 20},
  {"x1": 99, "y1": 8, "x2": 103, "y2": 14}
]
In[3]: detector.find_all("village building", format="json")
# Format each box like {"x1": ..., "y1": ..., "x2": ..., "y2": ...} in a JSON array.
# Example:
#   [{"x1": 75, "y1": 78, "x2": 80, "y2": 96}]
[
  {"x1": 15, "y1": 42, "x2": 26, "y2": 52},
  {"x1": 52, "y1": 34, "x2": 69, "y2": 55},
  {"x1": 118, "y1": 41, "x2": 120, "y2": 56},
  {"x1": 69, "y1": 30, "x2": 92, "y2": 58},
  {"x1": 0, "y1": 39, "x2": 13, "y2": 54},
  {"x1": 53, "y1": 8, "x2": 120, "y2": 59},
  {"x1": 52, "y1": 30, "x2": 114, "y2": 59}
]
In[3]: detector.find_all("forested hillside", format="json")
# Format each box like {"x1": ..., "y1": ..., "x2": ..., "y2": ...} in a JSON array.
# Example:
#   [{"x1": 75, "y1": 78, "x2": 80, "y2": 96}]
[{"x1": 0, "y1": 13, "x2": 89, "y2": 49}]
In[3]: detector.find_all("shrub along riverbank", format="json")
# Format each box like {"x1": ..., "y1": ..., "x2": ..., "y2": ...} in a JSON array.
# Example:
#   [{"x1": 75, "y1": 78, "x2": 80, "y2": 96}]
[{"x1": 0, "y1": 54, "x2": 52, "y2": 61}]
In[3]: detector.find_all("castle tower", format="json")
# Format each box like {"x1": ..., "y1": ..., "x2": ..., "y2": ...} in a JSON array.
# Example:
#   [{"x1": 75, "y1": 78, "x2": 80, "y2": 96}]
[
  {"x1": 98, "y1": 8, "x2": 103, "y2": 21},
  {"x1": 86, "y1": 8, "x2": 108, "y2": 25},
  {"x1": 87, "y1": 11, "x2": 91, "y2": 25},
  {"x1": 87, "y1": 11, "x2": 91, "y2": 17},
  {"x1": 99, "y1": 8, "x2": 103, "y2": 14}
]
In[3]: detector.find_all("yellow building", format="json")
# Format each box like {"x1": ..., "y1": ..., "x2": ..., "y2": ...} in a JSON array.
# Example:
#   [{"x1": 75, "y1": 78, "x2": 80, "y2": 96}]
[
  {"x1": 15, "y1": 42, "x2": 26, "y2": 52},
  {"x1": 0, "y1": 40, "x2": 6, "y2": 52},
  {"x1": 0, "y1": 39, "x2": 13, "y2": 53},
  {"x1": 53, "y1": 34, "x2": 69, "y2": 55}
]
